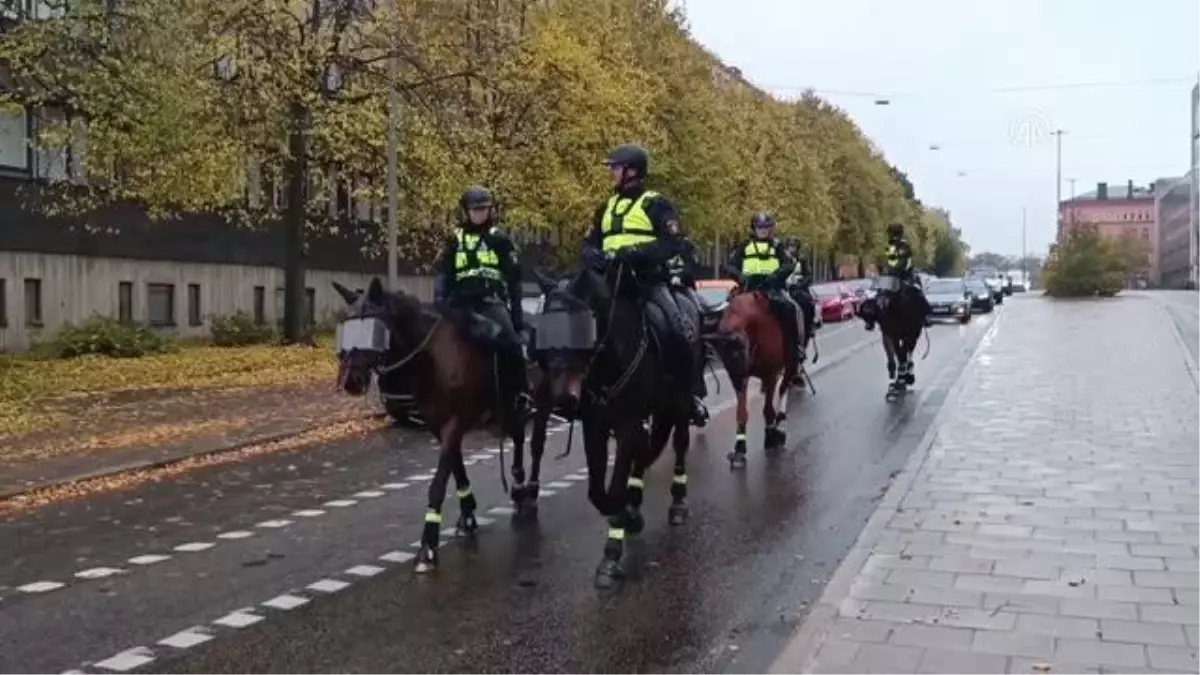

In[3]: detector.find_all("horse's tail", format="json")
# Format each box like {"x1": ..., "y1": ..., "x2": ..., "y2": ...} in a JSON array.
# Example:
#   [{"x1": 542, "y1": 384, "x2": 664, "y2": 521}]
[{"x1": 921, "y1": 323, "x2": 932, "y2": 360}]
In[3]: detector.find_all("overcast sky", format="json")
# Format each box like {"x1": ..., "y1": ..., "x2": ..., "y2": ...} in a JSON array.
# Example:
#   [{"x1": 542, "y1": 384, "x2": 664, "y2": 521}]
[{"x1": 680, "y1": 0, "x2": 1199, "y2": 257}]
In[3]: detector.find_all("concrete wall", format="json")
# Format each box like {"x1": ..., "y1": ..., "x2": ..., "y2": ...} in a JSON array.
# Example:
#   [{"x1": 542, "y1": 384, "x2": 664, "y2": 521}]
[{"x1": 0, "y1": 252, "x2": 434, "y2": 352}]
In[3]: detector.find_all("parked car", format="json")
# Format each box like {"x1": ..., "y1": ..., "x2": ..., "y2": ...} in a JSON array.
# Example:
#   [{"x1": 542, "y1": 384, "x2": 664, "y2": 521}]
[
  {"x1": 925, "y1": 277, "x2": 972, "y2": 324},
  {"x1": 811, "y1": 282, "x2": 856, "y2": 322},
  {"x1": 965, "y1": 277, "x2": 995, "y2": 313},
  {"x1": 844, "y1": 277, "x2": 875, "y2": 313}
]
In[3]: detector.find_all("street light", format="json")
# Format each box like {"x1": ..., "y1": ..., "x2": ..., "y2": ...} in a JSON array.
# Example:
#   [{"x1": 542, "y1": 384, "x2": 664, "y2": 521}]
[{"x1": 385, "y1": 0, "x2": 401, "y2": 291}]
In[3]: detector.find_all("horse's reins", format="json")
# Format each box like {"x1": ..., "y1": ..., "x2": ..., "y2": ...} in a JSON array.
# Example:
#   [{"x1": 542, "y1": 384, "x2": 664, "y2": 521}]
[
  {"x1": 556, "y1": 261, "x2": 648, "y2": 460},
  {"x1": 375, "y1": 314, "x2": 443, "y2": 376}
]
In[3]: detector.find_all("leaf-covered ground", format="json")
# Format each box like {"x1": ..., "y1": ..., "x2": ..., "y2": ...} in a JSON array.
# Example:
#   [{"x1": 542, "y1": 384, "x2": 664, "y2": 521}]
[
  {"x1": 0, "y1": 338, "x2": 339, "y2": 439},
  {"x1": 0, "y1": 338, "x2": 381, "y2": 491}
]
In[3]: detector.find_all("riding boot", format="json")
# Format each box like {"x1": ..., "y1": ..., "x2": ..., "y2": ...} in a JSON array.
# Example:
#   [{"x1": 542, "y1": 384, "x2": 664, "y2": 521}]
[{"x1": 500, "y1": 345, "x2": 531, "y2": 422}]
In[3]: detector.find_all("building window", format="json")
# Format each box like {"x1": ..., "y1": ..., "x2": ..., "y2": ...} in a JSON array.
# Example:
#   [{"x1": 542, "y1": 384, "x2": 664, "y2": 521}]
[
  {"x1": 253, "y1": 285, "x2": 265, "y2": 324},
  {"x1": 147, "y1": 283, "x2": 175, "y2": 327},
  {"x1": 0, "y1": 278, "x2": 7, "y2": 327},
  {"x1": 23, "y1": 278, "x2": 42, "y2": 327},
  {"x1": 305, "y1": 287, "x2": 316, "y2": 326},
  {"x1": 118, "y1": 281, "x2": 133, "y2": 323},
  {"x1": 0, "y1": 107, "x2": 29, "y2": 171},
  {"x1": 187, "y1": 283, "x2": 202, "y2": 326}
]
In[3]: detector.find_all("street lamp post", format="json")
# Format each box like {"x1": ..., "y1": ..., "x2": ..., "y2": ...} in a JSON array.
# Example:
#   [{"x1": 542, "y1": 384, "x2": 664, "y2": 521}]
[{"x1": 1052, "y1": 129, "x2": 1066, "y2": 238}]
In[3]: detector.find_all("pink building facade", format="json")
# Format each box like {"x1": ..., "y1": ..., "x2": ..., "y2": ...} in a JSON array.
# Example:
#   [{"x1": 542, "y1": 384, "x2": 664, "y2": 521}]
[{"x1": 1059, "y1": 180, "x2": 1159, "y2": 284}]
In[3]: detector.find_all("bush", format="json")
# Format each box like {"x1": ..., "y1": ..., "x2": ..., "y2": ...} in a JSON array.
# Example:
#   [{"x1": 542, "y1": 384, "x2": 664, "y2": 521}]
[
  {"x1": 1043, "y1": 228, "x2": 1134, "y2": 298},
  {"x1": 210, "y1": 312, "x2": 277, "y2": 347},
  {"x1": 47, "y1": 316, "x2": 178, "y2": 358}
]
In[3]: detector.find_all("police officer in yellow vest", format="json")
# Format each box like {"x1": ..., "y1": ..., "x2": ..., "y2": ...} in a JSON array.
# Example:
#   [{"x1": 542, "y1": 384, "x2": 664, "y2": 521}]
[
  {"x1": 725, "y1": 213, "x2": 806, "y2": 369},
  {"x1": 434, "y1": 186, "x2": 531, "y2": 416},
  {"x1": 862, "y1": 222, "x2": 933, "y2": 331},
  {"x1": 581, "y1": 144, "x2": 709, "y2": 425}
]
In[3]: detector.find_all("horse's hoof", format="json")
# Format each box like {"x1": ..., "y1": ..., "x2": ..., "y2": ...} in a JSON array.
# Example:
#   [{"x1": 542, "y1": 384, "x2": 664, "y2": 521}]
[
  {"x1": 514, "y1": 500, "x2": 539, "y2": 521},
  {"x1": 905, "y1": 373, "x2": 915, "y2": 385},
  {"x1": 625, "y1": 510, "x2": 646, "y2": 535},
  {"x1": 509, "y1": 482, "x2": 526, "y2": 504},
  {"x1": 594, "y1": 558, "x2": 624, "y2": 589},
  {"x1": 727, "y1": 451, "x2": 748, "y2": 469},
  {"x1": 414, "y1": 545, "x2": 438, "y2": 573},
  {"x1": 766, "y1": 429, "x2": 786, "y2": 448},
  {"x1": 456, "y1": 512, "x2": 478, "y2": 535},
  {"x1": 668, "y1": 503, "x2": 689, "y2": 526}
]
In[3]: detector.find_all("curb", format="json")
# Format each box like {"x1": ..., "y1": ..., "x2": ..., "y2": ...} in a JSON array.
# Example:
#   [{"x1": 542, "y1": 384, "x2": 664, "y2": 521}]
[
  {"x1": 768, "y1": 308, "x2": 1008, "y2": 674},
  {"x1": 0, "y1": 412, "x2": 388, "y2": 503},
  {"x1": 1152, "y1": 297, "x2": 1199, "y2": 392}
]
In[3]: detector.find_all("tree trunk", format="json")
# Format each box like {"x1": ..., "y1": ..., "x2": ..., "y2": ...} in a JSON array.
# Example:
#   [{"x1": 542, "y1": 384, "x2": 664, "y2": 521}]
[
  {"x1": 827, "y1": 249, "x2": 839, "y2": 281},
  {"x1": 282, "y1": 99, "x2": 310, "y2": 345}
]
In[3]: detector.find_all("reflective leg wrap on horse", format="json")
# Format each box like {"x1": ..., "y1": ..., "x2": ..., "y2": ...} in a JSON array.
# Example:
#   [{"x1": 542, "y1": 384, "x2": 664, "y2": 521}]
[
  {"x1": 422, "y1": 508, "x2": 442, "y2": 547},
  {"x1": 670, "y1": 471, "x2": 687, "y2": 501}
]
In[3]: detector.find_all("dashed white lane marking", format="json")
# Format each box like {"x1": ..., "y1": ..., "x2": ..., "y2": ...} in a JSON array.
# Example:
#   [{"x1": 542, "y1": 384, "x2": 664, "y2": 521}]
[
  {"x1": 158, "y1": 627, "x2": 214, "y2": 649},
  {"x1": 473, "y1": 516, "x2": 495, "y2": 526},
  {"x1": 409, "y1": 540, "x2": 423, "y2": 549},
  {"x1": 173, "y1": 542, "x2": 215, "y2": 553},
  {"x1": 487, "y1": 448, "x2": 501, "y2": 455},
  {"x1": 379, "y1": 550, "x2": 415, "y2": 564},
  {"x1": 405, "y1": 473, "x2": 434, "y2": 481},
  {"x1": 463, "y1": 459, "x2": 479, "y2": 466},
  {"x1": 546, "y1": 481, "x2": 572, "y2": 489},
  {"x1": 256, "y1": 519, "x2": 293, "y2": 529},
  {"x1": 353, "y1": 490, "x2": 385, "y2": 499},
  {"x1": 307, "y1": 578, "x2": 350, "y2": 593},
  {"x1": 212, "y1": 610, "x2": 263, "y2": 629},
  {"x1": 262, "y1": 594, "x2": 309, "y2": 611},
  {"x1": 292, "y1": 509, "x2": 326, "y2": 517},
  {"x1": 563, "y1": 473, "x2": 587, "y2": 481},
  {"x1": 95, "y1": 646, "x2": 155, "y2": 672},
  {"x1": 127, "y1": 554, "x2": 170, "y2": 566},
  {"x1": 324, "y1": 499, "x2": 357, "y2": 508},
  {"x1": 217, "y1": 530, "x2": 255, "y2": 540},
  {"x1": 468, "y1": 452, "x2": 491, "y2": 461},
  {"x1": 539, "y1": 489, "x2": 558, "y2": 497},
  {"x1": 380, "y1": 482, "x2": 409, "y2": 490},
  {"x1": 488, "y1": 505, "x2": 516, "y2": 516},
  {"x1": 345, "y1": 564, "x2": 385, "y2": 578},
  {"x1": 18, "y1": 581, "x2": 65, "y2": 593},
  {"x1": 75, "y1": 567, "x2": 125, "y2": 580}
]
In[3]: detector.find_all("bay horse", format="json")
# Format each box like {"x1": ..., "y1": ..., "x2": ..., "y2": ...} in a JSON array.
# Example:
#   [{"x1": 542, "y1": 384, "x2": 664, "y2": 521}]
[
  {"x1": 531, "y1": 264, "x2": 694, "y2": 589},
  {"x1": 332, "y1": 278, "x2": 527, "y2": 573},
  {"x1": 871, "y1": 275, "x2": 929, "y2": 401},
  {"x1": 710, "y1": 284, "x2": 804, "y2": 469}
]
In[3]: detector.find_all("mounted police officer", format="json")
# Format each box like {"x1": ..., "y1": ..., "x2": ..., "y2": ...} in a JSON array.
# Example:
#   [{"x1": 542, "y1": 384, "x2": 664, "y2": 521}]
[
  {"x1": 581, "y1": 143, "x2": 709, "y2": 425},
  {"x1": 665, "y1": 237, "x2": 710, "y2": 426},
  {"x1": 434, "y1": 186, "x2": 531, "y2": 418},
  {"x1": 863, "y1": 222, "x2": 933, "y2": 331},
  {"x1": 725, "y1": 212, "x2": 806, "y2": 369}
]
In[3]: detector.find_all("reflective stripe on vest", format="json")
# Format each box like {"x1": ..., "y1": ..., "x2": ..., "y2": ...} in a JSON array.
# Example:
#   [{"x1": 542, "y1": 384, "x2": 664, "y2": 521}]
[
  {"x1": 667, "y1": 254, "x2": 685, "y2": 273},
  {"x1": 601, "y1": 191, "x2": 659, "y2": 253},
  {"x1": 886, "y1": 244, "x2": 911, "y2": 271},
  {"x1": 455, "y1": 228, "x2": 502, "y2": 281},
  {"x1": 742, "y1": 240, "x2": 780, "y2": 276}
]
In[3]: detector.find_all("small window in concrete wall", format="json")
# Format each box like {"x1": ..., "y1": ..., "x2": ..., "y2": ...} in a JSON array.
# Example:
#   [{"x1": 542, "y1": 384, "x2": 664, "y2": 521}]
[
  {"x1": 24, "y1": 278, "x2": 42, "y2": 327},
  {"x1": 118, "y1": 281, "x2": 133, "y2": 323},
  {"x1": 253, "y1": 286, "x2": 265, "y2": 324},
  {"x1": 0, "y1": 278, "x2": 7, "y2": 327},
  {"x1": 0, "y1": 108, "x2": 29, "y2": 171},
  {"x1": 305, "y1": 287, "x2": 315, "y2": 326},
  {"x1": 274, "y1": 287, "x2": 284, "y2": 322},
  {"x1": 187, "y1": 283, "x2": 202, "y2": 326},
  {"x1": 147, "y1": 283, "x2": 175, "y2": 327}
]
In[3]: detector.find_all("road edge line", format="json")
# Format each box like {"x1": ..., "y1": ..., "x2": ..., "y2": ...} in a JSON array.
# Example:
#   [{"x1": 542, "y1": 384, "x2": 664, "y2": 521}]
[{"x1": 767, "y1": 309, "x2": 1007, "y2": 674}]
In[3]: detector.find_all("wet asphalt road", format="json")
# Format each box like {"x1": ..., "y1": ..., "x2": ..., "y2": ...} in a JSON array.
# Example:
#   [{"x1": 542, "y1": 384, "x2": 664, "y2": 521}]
[
  {"x1": 1145, "y1": 290, "x2": 1198, "y2": 367},
  {"x1": 0, "y1": 315, "x2": 996, "y2": 674}
]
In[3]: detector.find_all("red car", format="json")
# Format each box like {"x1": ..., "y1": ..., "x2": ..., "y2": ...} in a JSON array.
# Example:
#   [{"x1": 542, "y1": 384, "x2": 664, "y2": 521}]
[{"x1": 811, "y1": 282, "x2": 856, "y2": 322}]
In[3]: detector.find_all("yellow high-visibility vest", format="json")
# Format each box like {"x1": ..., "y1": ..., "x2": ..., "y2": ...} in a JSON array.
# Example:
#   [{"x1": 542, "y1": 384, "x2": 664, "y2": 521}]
[
  {"x1": 601, "y1": 191, "x2": 659, "y2": 253},
  {"x1": 454, "y1": 228, "x2": 502, "y2": 281},
  {"x1": 742, "y1": 240, "x2": 780, "y2": 276}
]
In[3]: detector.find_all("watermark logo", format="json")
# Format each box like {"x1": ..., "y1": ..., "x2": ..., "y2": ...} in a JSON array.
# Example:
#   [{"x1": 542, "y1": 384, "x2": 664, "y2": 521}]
[{"x1": 1008, "y1": 109, "x2": 1054, "y2": 148}]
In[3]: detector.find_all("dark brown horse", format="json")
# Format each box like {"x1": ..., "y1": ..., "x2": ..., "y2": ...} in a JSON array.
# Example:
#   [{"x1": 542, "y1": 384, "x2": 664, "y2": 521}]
[
  {"x1": 332, "y1": 278, "x2": 526, "y2": 573},
  {"x1": 710, "y1": 289, "x2": 803, "y2": 469}
]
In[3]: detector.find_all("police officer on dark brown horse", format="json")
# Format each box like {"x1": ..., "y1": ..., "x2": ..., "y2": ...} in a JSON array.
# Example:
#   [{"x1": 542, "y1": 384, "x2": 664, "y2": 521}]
[
  {"x1": 582, "y1": 143, "x2": 709, "y2": 425},
  {"x1": 434, "y1": 186, "x2": 531, "y2": 420}
]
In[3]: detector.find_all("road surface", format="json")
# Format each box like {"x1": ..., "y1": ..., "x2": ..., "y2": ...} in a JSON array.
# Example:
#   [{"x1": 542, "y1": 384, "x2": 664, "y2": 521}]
[
  {"x1": 0, "y1": 315, "x2": 997, "y2": 674},
  {"x1": 1145, "y1": 290, "x2": 1198, "y2": 368}
]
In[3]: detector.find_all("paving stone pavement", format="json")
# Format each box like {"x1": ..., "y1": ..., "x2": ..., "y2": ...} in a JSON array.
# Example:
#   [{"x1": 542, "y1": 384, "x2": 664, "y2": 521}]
[{"x1": 772, "y1": 296, "x2": 1199, "y2": 674}]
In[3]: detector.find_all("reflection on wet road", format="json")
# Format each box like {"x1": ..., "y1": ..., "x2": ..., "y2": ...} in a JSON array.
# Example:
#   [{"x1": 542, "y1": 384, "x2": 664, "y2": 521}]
[{"x1": 0, "y1": 314, "x2": 995, "y2": 674}]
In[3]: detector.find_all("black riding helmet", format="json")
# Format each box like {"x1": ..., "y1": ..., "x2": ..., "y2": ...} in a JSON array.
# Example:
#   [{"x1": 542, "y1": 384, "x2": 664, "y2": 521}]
[
  {"x1": 459, "y1": 185, "x2": 495, "y2": 225},
  {"x1": 605, "y1": 144, "x2": 650, "y2": 177},
  {"x1": 887, "y1": 222, "x2": 904, "y2": 239},
  {"x1": 750, "y1": 212, "x2": 775, "y2": 232}
]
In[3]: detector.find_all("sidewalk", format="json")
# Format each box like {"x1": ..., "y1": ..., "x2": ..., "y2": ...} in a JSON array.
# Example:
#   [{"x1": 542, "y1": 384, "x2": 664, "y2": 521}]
[
  {"x1": 0, "y1": 383, "x2": 383, "y2": 498},
  {"x1": 772, "y1": 295, "x2": 1199, "y2": 674}
]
